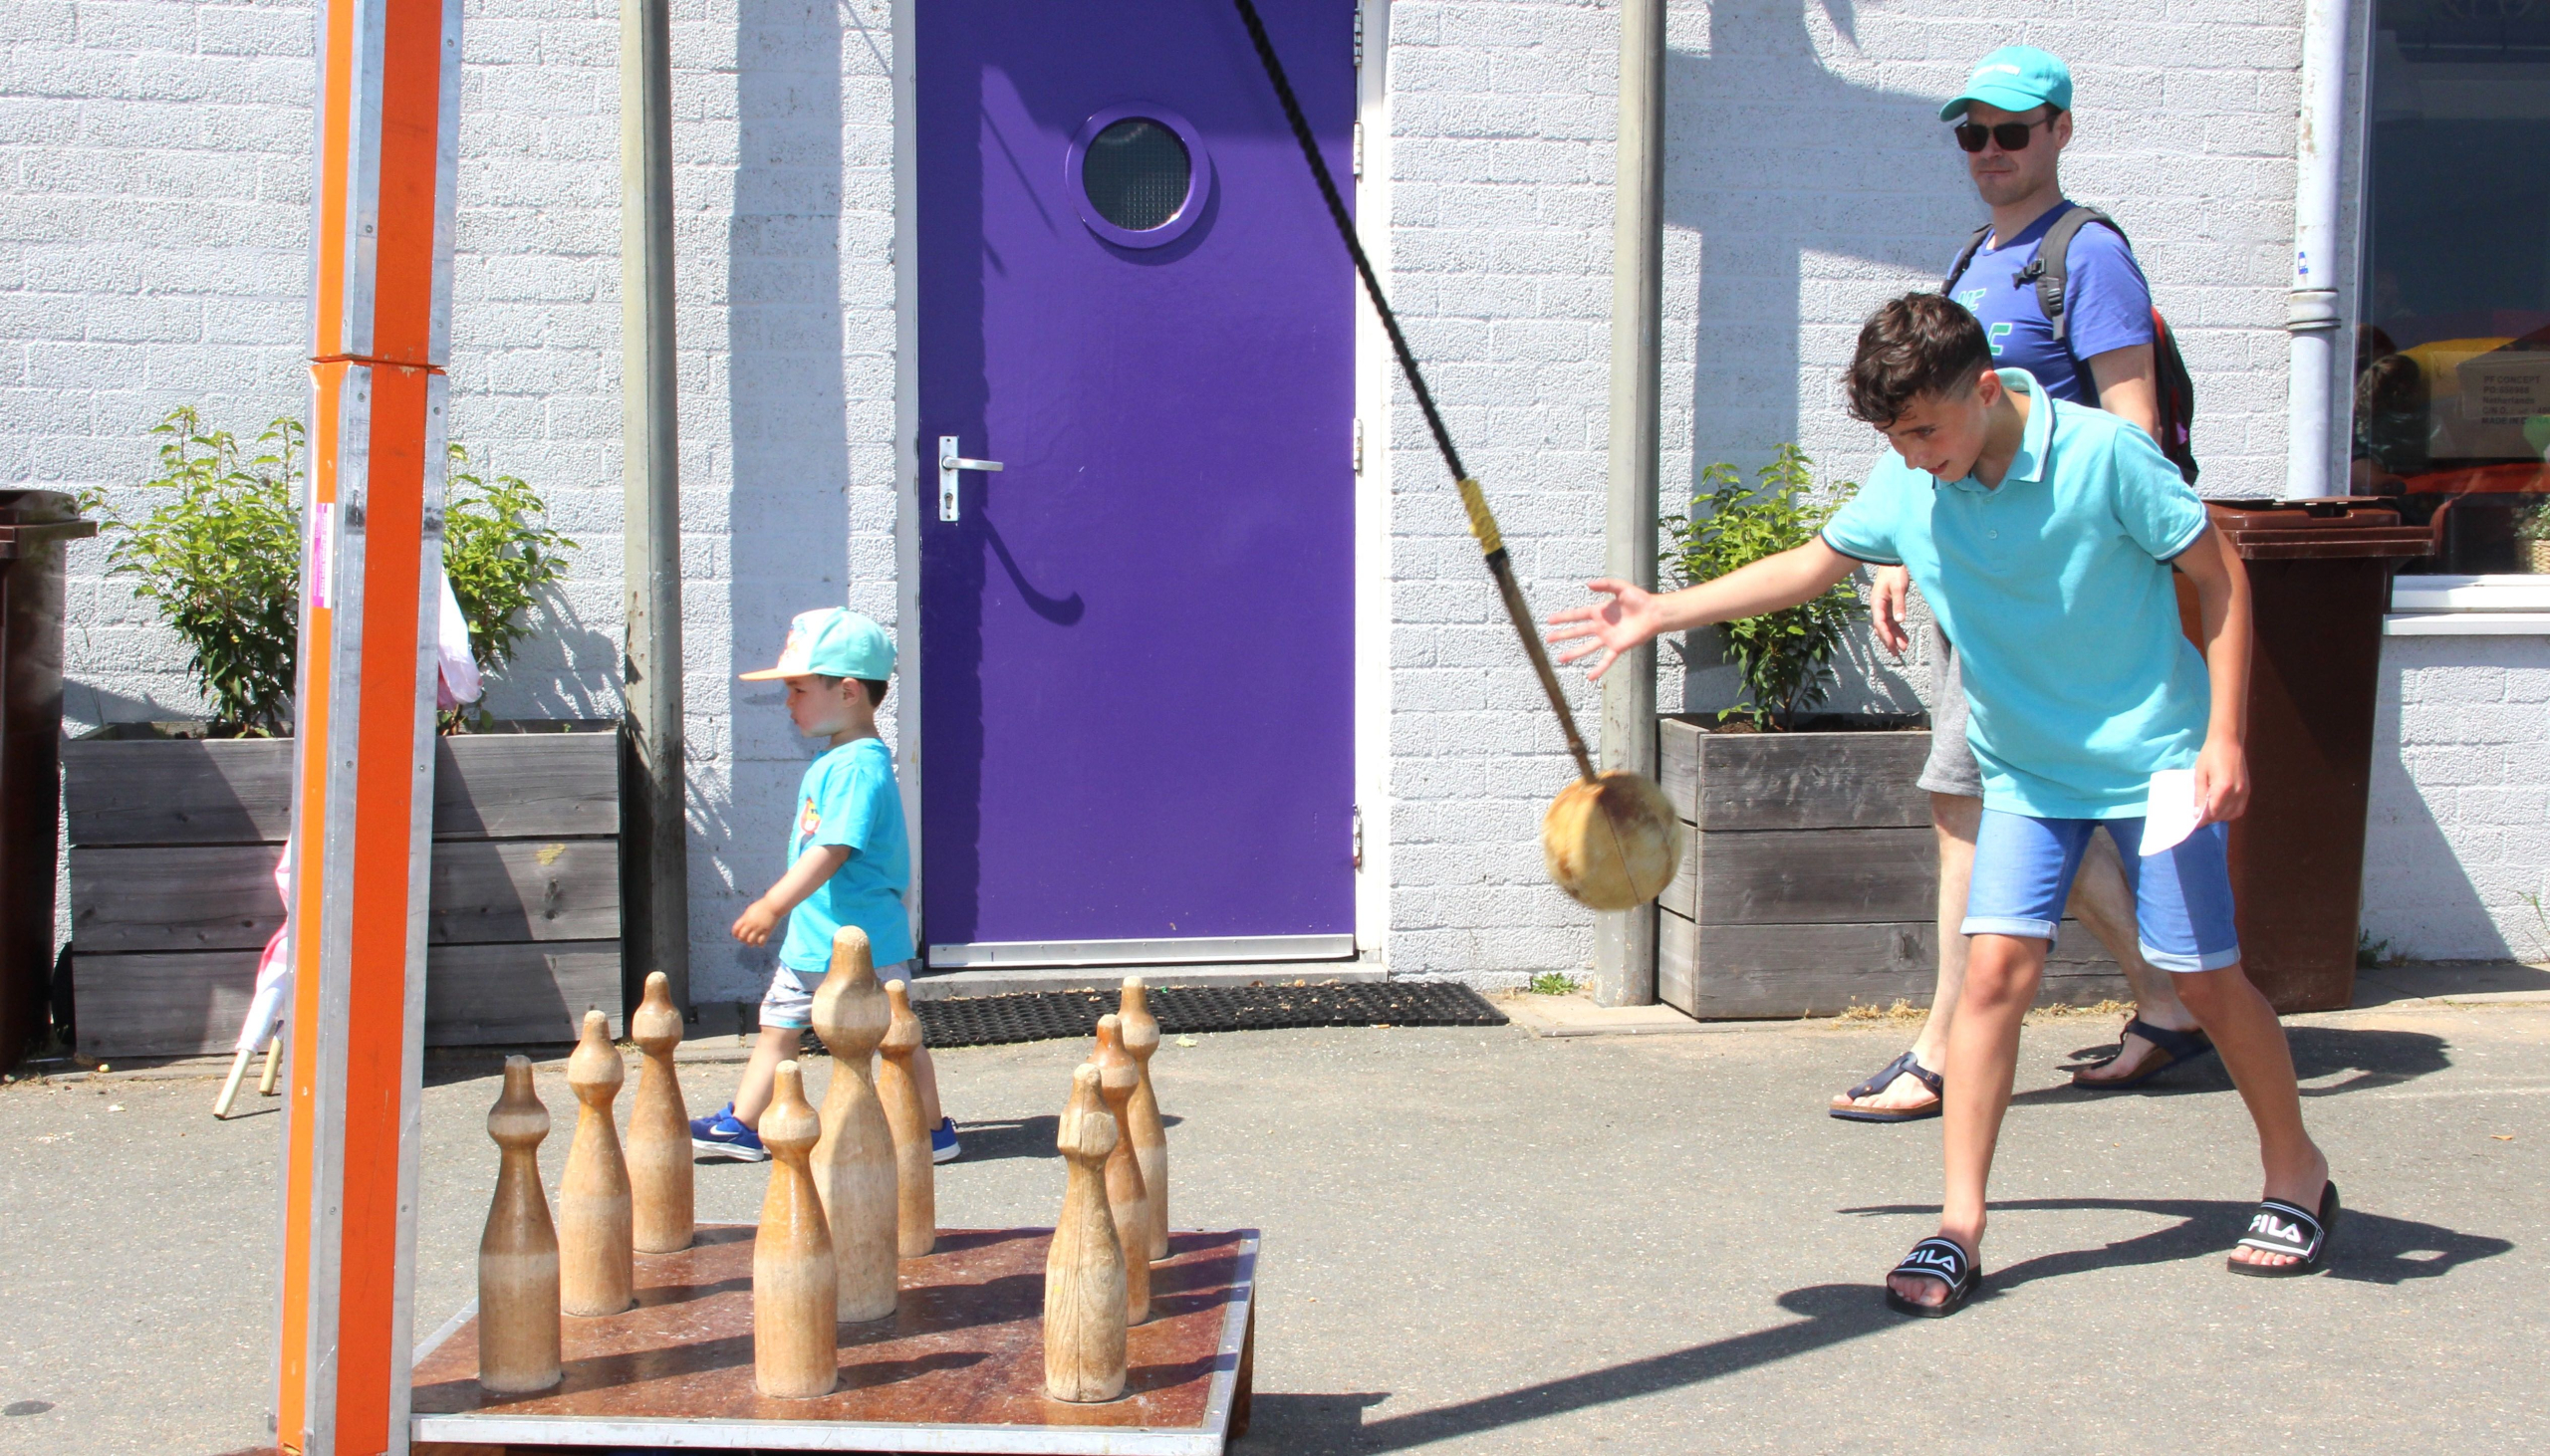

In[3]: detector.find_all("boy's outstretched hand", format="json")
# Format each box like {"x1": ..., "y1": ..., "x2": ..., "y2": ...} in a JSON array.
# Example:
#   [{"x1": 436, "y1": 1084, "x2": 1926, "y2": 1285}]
[
  {"x1": 1547, "y1": 579, "x2": 1668, "y2": 682},
  {"x1": 2193, "y1": 735, "x2": 2250, "y2": 829},
  {"x1": 731, "y1": 898, "x2": 782, "y2": 947}
]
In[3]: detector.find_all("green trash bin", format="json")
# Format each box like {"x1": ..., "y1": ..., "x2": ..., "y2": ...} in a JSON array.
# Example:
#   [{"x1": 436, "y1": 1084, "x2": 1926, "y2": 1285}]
[{"x1": 0, "y1": 491, "x2": 96, "y2": 1071}]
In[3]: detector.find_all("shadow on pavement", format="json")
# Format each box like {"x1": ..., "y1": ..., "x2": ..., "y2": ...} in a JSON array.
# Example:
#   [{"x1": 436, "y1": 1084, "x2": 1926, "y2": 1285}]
[
  {"x1": 1240, "y1": 1200, "x2": 2511, "y2": 1453},
  {"x1": 2017, "y1": 1024, "x2": 2451, "y2": 1104},
  {"x1": 1842, "y1": 1195, "x2": 2511, "y2": 1289},
  {"x1": 1237, "y1": 1283, "x2": 1899, "y2": 1453}
]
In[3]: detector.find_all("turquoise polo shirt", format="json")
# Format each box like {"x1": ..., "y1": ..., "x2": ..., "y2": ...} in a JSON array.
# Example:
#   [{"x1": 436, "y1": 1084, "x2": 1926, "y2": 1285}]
[
  {"x1": 1820, "y1": 369, "x2": 2213, "y2": 819},
  {"x1": 778, "y1": 737, "x2": 916, "y2": 973}
]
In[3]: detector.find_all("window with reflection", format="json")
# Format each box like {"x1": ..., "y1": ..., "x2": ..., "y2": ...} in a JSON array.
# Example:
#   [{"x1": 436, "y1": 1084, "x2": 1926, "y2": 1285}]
[{"x1": 2357, "y1": 1, "x2": 2550, "y2": 573}]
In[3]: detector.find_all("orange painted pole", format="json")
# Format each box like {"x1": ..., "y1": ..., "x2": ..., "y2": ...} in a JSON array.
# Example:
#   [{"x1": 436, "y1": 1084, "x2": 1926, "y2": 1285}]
[{"x1": 274, "y1": 5, "x2": 459, "y2": 1454}]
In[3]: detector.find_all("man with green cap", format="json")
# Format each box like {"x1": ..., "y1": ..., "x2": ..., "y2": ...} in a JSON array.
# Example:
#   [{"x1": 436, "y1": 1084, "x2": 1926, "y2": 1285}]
[{"x1": 1834, "y1": 45, "x2": 2217, "y2": 1123}]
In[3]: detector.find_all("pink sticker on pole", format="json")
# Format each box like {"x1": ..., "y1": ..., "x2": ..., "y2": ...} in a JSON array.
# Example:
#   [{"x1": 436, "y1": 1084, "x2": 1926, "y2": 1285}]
[{"x1": 308, "y1": 503, "x2": 334, "y2": 609}]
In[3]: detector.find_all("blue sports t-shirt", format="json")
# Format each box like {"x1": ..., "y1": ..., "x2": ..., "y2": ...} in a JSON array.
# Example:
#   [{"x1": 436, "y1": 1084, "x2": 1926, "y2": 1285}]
[
  {"x1": 778, "y1": 737, "x2": 915, "y2": 974},
  {"x1": 1819, "y1": 369, "x2": 2213, "y2": 819},
  {"x1": 1948, "y1": 202, "x2": 2154, "y2": 405}
]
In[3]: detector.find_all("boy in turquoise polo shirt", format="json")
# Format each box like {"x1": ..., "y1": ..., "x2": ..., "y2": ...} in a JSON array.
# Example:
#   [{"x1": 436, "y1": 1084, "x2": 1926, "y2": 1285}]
[
  {"x1": 688, "y1": 607, "x2": 957, "y2": 1163},
  {"x1": 1548, "y1": 294, "x2": 2334, "y2": 1314}
]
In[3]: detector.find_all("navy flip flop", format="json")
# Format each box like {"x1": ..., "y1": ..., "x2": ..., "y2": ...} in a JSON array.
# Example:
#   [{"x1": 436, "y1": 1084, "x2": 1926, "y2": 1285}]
[
  {"x1": 1829, "y1": 1050, "x2": 1942, "y2": 1123},
  {"x1": 2071, "y1": 1016, "x2": 2214, "y2": 1090}
]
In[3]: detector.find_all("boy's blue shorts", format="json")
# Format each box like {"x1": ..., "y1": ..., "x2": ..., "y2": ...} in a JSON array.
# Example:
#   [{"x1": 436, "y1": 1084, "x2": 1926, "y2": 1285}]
[{"x1": 1962, "y1": 810, "x2": 2241, "y2": 973}]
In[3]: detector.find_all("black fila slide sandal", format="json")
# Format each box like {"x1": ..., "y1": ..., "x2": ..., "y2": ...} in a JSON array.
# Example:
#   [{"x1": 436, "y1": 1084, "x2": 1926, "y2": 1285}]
[
  {"x1": 2227, "y1": 1181, "x2": 2340, "y2": 1278},
  {"x1": 1885, "y1": 1236, "x2": 1983, "y2": 1318}
]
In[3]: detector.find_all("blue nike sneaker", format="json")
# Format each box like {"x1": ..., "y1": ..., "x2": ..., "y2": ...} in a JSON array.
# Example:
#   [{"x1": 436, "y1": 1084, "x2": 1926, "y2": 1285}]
[
  {"x1": 930, "y1": 1115, "x2": 961, "y2": 1164},
  {"x1": 690, "y1": 1101, "x2": 768, "y2": 1161}
]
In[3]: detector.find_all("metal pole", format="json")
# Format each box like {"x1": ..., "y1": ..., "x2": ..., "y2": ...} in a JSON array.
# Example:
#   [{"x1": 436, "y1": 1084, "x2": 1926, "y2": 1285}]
[
  {"x1": 620, "y1": 0, "x2": 687, "y2": 1013},
  {"x1": 1594, "y1": 0, "x2": 1665, "y2": 1007},
  {"x1": 2283, "y1": 0, "x2": 2352, "y2": 499},
  {"x1": 276, "y1": 3, "x2": 459, "y2": 1451}
]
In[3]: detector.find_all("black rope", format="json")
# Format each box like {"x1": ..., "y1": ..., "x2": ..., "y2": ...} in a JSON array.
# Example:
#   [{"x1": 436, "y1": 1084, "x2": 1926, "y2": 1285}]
[{"x1": 1229, "y1": 0, "x2": 1466, "y2": 488}]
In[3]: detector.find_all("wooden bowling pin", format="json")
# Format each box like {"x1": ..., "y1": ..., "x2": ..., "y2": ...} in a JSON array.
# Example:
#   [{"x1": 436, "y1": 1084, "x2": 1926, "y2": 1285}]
[
  {"x1": 809, "y1": 927, "x2": 898, "y2": 1323},
  {"x1": 477, "y1": 1056, "x2": 562, "y2": 1393},
  {"x1": 1119, "y1": 978, "x2": 1169, "y2": 1262},
  {"x1": 1043, "y1": 1064, "x2": 1127, "y2": 1402},
  {"x1": 627, "y1": 971, "x2": 694, "y2": 1254},
  {"x1": 875, "y1": 979, "x2": 935, "y2": 1258},
  {"x1": 754, "y1": 1060, "x2": 839, "y2": 1399},
  {"x1": 558, "y1": 1009, "x2": 634, "y2": 1317},
  {"x1": 1089, "y1": 1016, "x2": 1149, "y2": 1324}
]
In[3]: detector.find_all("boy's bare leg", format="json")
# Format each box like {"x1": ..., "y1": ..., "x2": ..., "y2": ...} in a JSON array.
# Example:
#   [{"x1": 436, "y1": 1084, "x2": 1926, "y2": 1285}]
[
  {"x1": 1889, "y1": 931, "x2": 2042, "y2": 1307},
  {"x1": 1833, "y1": 793, "x2": 1975, "y2": 1113},
  {"x1": 730, "y1": 1024, "x2": 801, "y2": 1128},
  {"x1": 2064, "y1": 832, "x2": 2203, "y2": 1084},
  {"x1": 912, "y1": 1043, "x2": 944, "y2": 1125},
  {"x1": 2173, "y1": 963, "x2": 2330, "y2": 1270}
]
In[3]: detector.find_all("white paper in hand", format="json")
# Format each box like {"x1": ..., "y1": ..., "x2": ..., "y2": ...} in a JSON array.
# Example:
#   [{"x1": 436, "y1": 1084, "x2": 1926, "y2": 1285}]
[{"x1": 2140, "y1": 768, "x2": 2202, "y2": 856}]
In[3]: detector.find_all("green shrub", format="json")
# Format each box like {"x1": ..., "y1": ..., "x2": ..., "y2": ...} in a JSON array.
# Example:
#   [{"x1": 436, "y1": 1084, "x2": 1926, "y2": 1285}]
[
  {"x1": 98, "y1": 409, "x2": 304, "y2": 735},
  {"x1": 1662, "y1": 443, "x2": 1862, "y2": 730},
  {"x1": 97, "y1": 408, "x2": 576, "y2": 735},
  {"x1": 442, "y1": 443, "x2": 576, "y2": 677}
]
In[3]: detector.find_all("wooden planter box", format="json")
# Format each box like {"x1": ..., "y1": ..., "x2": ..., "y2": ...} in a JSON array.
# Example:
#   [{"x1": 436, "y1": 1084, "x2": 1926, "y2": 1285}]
[
  {"x1": 65, "y1": 721, "x2": 623, "y2": 1058},
  {"x1": 1656, "y1": 716, "x2": 2126, "y2": 1019}
]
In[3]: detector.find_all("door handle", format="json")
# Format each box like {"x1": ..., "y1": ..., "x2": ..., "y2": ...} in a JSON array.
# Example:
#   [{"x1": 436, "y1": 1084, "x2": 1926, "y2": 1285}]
[{"x1": 937, "y1": 435, "x2": 1004, "y2": 522}]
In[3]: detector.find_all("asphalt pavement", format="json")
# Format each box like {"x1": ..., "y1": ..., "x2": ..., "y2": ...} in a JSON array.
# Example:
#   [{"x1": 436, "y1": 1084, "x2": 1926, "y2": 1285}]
[{"x1": 2, "y1": 998, "x2": 2543, "y2": 1454}]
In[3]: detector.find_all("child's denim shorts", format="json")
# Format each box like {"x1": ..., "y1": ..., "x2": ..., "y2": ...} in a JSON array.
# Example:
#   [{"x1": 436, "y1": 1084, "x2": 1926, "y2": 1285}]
[
  {"x1": 1962, "y1": 810, "x2": 2241, "y2": 973},
  {"x1": 762, "y1": 957, "x2": 919, "y2": 1029}
]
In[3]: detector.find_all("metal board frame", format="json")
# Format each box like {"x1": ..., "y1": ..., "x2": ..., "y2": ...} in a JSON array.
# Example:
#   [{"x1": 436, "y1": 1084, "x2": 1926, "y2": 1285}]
[{"x1": 407, "y1": 1234, "x2": 1259, "y2": 1454}]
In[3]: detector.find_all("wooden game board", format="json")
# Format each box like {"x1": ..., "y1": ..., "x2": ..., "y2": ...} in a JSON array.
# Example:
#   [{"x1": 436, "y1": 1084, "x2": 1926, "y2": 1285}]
[{"x1": 408, "y1": 1225, "x2": 1257, "y2": 1453}]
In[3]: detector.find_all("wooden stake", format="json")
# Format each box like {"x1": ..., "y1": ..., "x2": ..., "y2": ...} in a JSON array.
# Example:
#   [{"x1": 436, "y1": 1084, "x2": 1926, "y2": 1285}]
[
  {"x1": 257, "y1": 1032, "x2": 282, "y2": 1095},
  {"x1": 808, "y1": 927, "x2": 898, "y2": 1322},
  {"x1": 1089, "y1": 1015, "x2": 1150, "y2": 1324},
  {"x1": 876, "y1": 979, "x2": 936, "y2": 1258},
  {"x1": 753, "y1": 1060, "x2": 839, "y2": 1399},
  {"x1": 213, "y1": 1045, "x2": 254, "y2": 1119},
  {"x1": 477, "y1": 1056, "x2": 562, "y2": 1393},
  {"x1": 558, "y1": 1009, "x2": 634, "y2": 1316},
  {"x1": 1043, "y1": 1064, "x2": 1126, "y2": 1402},
  {"x1": 1119, "y1": 977, "x2": 1169, "y2": 1262},
  {"x1": 627, "y1": 971, "x2": 693, "y2": 1253}
]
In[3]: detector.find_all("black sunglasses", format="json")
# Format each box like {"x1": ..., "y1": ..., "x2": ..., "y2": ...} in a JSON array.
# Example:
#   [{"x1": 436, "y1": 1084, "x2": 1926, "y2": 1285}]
[{"x1": 1953, "y1": 114, "x2": 2058, "y2": 152}]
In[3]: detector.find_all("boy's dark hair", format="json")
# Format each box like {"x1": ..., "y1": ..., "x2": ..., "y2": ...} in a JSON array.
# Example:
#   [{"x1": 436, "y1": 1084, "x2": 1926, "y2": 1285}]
[
  {"x1": 810, "y1": 673, "x2": 889, "y2": 707},
  {"x1": 1847, "y1": 293, "x2": 1994, "y2": 427}
]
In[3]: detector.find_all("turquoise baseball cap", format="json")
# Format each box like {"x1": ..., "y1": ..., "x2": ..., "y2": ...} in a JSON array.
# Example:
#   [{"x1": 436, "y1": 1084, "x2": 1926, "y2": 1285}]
[
  {"x1": 740, "y1": 607, "x2": 896, "y2": 681},
  {"x1": 1938, "y1": 46, "x2": 2072, "y2": 121}
]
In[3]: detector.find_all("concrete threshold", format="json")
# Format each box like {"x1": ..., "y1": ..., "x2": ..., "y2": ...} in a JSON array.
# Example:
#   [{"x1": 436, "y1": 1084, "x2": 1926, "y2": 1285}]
[{"x1": 896, "y1": 961, "x2": 1386, "y2": 1002}]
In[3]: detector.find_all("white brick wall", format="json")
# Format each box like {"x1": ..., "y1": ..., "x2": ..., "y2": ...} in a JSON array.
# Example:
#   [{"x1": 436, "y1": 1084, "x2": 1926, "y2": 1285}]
[
  {"x1": 18, "y1": 1, "x2": 2481, "y2": 995},
  {"x1": 1378, "y1": 0, "x2": 2315, "y2": 979},
  {"x1": 2362, "y1": 635, "x2": 2550, "y2": 963},
  {"x1": 0, "y1": 1, "x2": 900, "y2": 1007}
]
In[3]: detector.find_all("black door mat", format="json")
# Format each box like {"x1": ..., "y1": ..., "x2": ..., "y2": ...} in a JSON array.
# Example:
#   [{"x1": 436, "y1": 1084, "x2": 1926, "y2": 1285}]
[{"x1": 799, "y1": 980, "x2": 1508, "y2": 1052}]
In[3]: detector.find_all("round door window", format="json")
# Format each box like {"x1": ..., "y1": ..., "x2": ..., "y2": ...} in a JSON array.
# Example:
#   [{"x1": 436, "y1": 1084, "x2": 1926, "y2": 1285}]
[{"x1": 1067, "y1": 106, "x2": 1209, "y2": 248}]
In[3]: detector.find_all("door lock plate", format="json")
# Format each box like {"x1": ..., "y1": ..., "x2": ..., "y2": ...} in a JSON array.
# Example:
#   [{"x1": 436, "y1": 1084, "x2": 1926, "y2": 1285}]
[{"x1": 937, "y1": 435, "x2": 1004, "y2": 522}]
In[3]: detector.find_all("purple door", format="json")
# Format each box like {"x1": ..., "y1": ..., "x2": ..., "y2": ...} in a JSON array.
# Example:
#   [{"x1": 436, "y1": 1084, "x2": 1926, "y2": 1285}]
[{"x1": 916, "y1": 0, "x2": 1358, "y2": 966}]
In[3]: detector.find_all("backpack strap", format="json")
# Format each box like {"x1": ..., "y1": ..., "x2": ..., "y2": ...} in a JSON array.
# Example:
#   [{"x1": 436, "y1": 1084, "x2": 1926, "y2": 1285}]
[
  {"x1": 1940, "y1": 222, "x2": 1993, "y2": 296},
  {"x1": 2013, "y1": 204, "x2": 2130, "y2": 346}
]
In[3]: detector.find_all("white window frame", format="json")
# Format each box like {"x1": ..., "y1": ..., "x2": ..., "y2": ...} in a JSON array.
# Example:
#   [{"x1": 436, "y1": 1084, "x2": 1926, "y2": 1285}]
[{"x1": 2387, "y1": 575, "x2": 2550, "y2": 634}]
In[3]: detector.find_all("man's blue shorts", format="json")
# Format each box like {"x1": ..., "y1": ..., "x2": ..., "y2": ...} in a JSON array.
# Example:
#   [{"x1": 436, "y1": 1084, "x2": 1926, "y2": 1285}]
[{"x1": 1962, "y1": 810, "x2": 2241, "y2": 973}]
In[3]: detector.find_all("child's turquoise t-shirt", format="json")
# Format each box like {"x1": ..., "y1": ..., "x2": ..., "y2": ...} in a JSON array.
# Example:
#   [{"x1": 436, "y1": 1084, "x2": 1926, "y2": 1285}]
[
  {"x1": 779, "y1": 737, "x2": 915, "y2": 973},
  {"x1": 1818, "y1": 368, "x2": 2214, "y2": 820}
]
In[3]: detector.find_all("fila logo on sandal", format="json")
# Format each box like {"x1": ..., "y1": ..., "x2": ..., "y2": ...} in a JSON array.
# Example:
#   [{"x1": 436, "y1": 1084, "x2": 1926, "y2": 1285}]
[
  {"x1": 1907, "y1": 1246, "x2": 1961, "y2": 1272},
  {"x1": 2249, "y1": 1212, "x2": 2304, "y2": 1242}
]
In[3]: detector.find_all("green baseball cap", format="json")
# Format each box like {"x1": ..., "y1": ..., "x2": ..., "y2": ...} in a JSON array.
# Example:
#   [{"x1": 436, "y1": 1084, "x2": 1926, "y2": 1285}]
[
  {"x1": 1938, "y1": 45, "x2": 2073, "y2": 121},
  {"x1": 740, "y1": 607, "x2": 896, "y2": 681}
]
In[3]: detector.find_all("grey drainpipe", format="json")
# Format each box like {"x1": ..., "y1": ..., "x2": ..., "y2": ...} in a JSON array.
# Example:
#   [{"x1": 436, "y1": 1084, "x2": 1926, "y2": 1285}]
[
  {"x1": 2284, "y1": 0, "x2": 2355, "y2": 500},
  {"x1": 1595, "y1": 0, "x2": 1666, "y2": 1007}
]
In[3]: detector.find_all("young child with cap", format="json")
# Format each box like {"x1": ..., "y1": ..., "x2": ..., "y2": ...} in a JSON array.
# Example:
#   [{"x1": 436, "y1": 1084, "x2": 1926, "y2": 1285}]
[{"x1": 689, "y1": 607, "x2": 959, "y2": 1163}]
